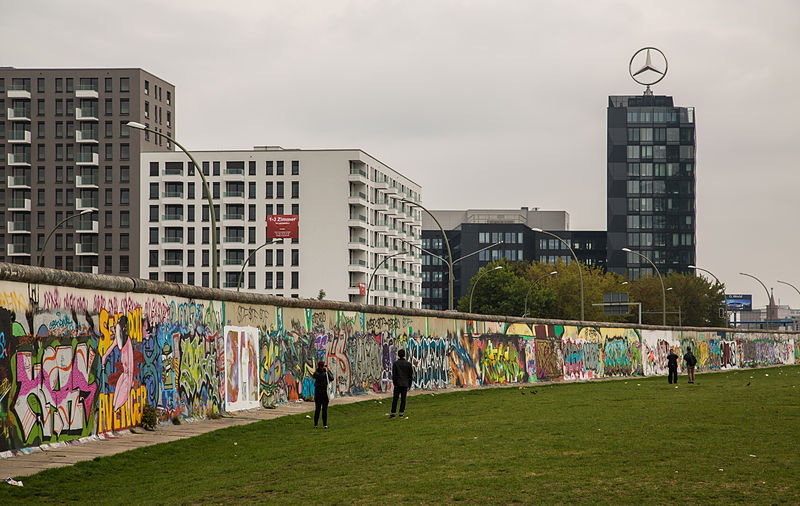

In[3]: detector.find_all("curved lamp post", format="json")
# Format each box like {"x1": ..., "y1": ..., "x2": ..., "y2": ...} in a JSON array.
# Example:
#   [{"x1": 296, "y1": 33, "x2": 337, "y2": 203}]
[
  {"x1": 400, "y1": 198, "x2": 454, "y2": 310},
  {"x1": 365, "y1": 250, "x2": 407, "y2": 312},
  {"x1": 523, "y1": 270, "x2": 557, "y2": 318},
  {"x1": 688, "y1": 264, "x2": 722, "y2": 286},
  {"x1": 127, "y1": 121, "x2": 218, "y2": 289},
  {"x1": 777, "y1": 279, "x2": 800, "y2": 298},
  {"x1": 532, "y1": 228, "x2": 584, "y2": 321},
  {"x1": 469, "y1": 265, "x2": 502, "y2": 314},
  {"x1": 39, "y1": 209, "x2": 93, "y2": 267},
  {"x1": 237, "y1": 239, "x2": 281, "y2": 291},
  {"x1": 623, "y1": 247, "x2": 666, "y2": 325},
  {"x1": 740, "y1": 272, "x2": 772, "y2": 329}
]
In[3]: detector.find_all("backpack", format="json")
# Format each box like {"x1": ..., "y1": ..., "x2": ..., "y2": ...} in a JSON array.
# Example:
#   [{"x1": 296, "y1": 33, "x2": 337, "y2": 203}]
[{"x1": 687, "y1": 353, "x2": 697, "y2": 366}]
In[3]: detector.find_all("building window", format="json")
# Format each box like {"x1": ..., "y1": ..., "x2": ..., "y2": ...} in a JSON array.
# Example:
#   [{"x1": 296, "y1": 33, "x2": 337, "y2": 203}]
[
  {"x1": 249, "y1": 160, "x2": 256, "y2": 176},
  {"x1": 120, "y1": 143, "x2": 130, "y2": 160},
  {"x1": 291, "y1": 249, "x2": 299, "y2": 266},
  {"x1": 105, "y1": 98, "x2": 112, "y2": 115},
  {"x1": 120, "y1": 256, "x2": 129, "y2": 273},
  {"x1": 105, "y1": 211, "x2": 113, "y2": 229},
  {"x1": 120, "y1": 188, "x2": 130, "y2": 205},
  {"x1": 149, "y1": 228, "x2": 158, "y2": 244},
  {"x1": 291, "y1": 160, "x2": 299, "y2": 175},
  {"x1": 291, "y1": 181, "x2": 299, "y2": 198},
  {"x1": 150, "y1": 182, "x2": 159, "y2": 199},
  {"x1": 266, "y1": 182, "x2": 273, "y2": 198},
  {"x1": 276, "y1": 161, "x2": 284, "y2": 175},
  {"x1": 120, "y1": 234, "x2": 129, "y2": 251},
  {"x1": 266, "y1": 161, "x2": 273, "y2": 175},
  {"x1": 276, "y1": 182, "x2": 284, "y2": 199},
  {"x1": 120, "y1": 211, "x2": 130, "y2": 228},
  {"x1": 120, "y1": 165, "x2": 130, "y2": 183},
  {"x1": 276, "y1": 272, "x2": 284, "y2": 289},
  {"x1": 265, "y1": 272, "x2": 273, "y2": 289},
  {"x1": 120, "y1": 98, "x2": 130, "y2": 115},
  {"x1": 276, "y1": 249, "x2": 284, "y2": 266},
  {"x1": 291, "y1": 271, "x2": 299, "y2": 289}
]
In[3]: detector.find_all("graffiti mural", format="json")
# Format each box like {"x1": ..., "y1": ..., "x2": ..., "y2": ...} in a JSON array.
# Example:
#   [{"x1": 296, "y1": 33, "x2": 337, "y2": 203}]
[{"x1": 0, "y1": 275, "x2": 797, "y2": 454}]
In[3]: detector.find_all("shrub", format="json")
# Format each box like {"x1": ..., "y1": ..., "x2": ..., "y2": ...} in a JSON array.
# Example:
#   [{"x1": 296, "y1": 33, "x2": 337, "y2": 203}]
[{"x1": 141, "y1": 403, "x2": 158, "y2": 430}]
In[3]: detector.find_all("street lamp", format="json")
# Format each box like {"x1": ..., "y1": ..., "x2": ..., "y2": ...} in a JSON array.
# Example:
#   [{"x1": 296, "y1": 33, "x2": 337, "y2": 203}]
[
  {"x1": 39, "y1": 209, "x2": 93, "y2": 267},
  {"x1": 469, "y1": 265, "x2": 502, "y2": 314},
  {"x1": 365, "y1": 250, "x2": 407, "y2": 312},
  {"x1": 523, "y1": 270, "x2": 557, "y2": 318},
  {"x1": 740, "y1": 272, "x2": 772, "y2": 329},
  {"x1": 400, "y1": 198, "x2": 454, "y2": 310},
  {"x1": 688, "y1": 264, "x2": 722, "y2": 286},
  {"x1": 532, "y1": 228, "x2": 584, "y2": 321},
  {"x1": 127, "y1": 121, "x2": 219, "y2": 289},
  {"x1": 237, "y1": 239, "x2": 281, "y2": 291},
  {"x1": 623, "y1": 247, "x2": 666, "y2": 325}
]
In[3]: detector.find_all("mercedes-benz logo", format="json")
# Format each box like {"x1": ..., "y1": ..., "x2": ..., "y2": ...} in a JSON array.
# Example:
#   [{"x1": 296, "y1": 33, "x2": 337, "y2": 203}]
[{"x1": 629, "y1": 47, "x2": 668, "y2": 87}]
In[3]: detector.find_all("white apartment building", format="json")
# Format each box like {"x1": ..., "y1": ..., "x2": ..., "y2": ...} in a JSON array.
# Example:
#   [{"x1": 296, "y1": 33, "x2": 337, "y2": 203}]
[{"x1": 139, "y1": 148, "x2": 422, "y2": 307}]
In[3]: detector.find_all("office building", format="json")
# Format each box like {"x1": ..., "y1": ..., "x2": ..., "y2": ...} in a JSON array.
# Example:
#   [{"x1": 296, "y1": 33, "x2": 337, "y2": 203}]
[
  {"x1": 0, "y1": 67, "x2": 174, "y2": 274},
  {"x1": 140, "y1": 148, "x2": 422, "y2": 306},
  {"x1": 606, "y1": 94, "x2": 696, "y2": 279},
  {"x1": 421, "y1": 208, "x2": 605, "y2": 310}
]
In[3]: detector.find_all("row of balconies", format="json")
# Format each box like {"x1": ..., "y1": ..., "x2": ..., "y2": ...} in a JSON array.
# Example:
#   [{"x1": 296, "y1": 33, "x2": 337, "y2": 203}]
[
  {"x1": 5, "y1": 86, "x2": 99, "y2": 100},
  {"x1": 5, "y1": 174, "x2": 98, "y2": 189},
  {"x1": 6, "y1": 242, "x2": 99, "y2": 256},
  {"x1": 5, "y1": 218, "x2": 98, "y2": 234}
]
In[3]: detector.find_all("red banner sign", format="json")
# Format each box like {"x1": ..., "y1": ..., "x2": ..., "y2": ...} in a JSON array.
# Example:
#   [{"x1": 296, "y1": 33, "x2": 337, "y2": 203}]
[
  {"x1": 358, "y1": 283, "x2": 366, "y2": 295},
  {"x1": 267, "y1": 215, "x2": 299, "y2": 239}
]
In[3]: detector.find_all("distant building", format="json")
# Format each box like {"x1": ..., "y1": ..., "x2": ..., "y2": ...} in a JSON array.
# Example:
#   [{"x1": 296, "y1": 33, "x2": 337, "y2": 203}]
[
  {"x1": 140, "y1": 148, "x2": 422, "y2": 307},
  {"x1": 0, "y1": 67, "x2": 174, "y2": 274},
  {"x1": 606, "y1": 94, "x2": 696, "y2": 279},
  {"x1": 421, "y1": 208, "x2": 605, "y2": 310}
]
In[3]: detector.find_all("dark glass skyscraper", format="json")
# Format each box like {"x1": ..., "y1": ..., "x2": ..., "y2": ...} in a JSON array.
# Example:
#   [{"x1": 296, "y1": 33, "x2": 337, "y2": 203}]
[{"x1": 606, "y1": 94, "x2": 696, "y2": 279}]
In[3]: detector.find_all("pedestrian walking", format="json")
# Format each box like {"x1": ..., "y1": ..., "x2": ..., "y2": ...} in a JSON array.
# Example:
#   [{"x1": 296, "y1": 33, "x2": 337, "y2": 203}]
[
  {"x1": 667, "y1": 348, "x2": 679, "y2": 384},
  {"x1": 312, "y1": 361, "x2": 334, "y2": 428},
  {"x1": 683, "y1": 346, "x2": 697, "y2": 384},
  {"x1": 390, "y1": 349, "x2": 414, "y2": 418}
]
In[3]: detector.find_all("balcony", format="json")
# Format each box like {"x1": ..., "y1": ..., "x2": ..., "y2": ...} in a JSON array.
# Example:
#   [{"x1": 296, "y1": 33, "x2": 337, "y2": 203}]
[
  {"x1": 7, "y1": 175, "x2": 31, "y2": 188},
  {"x1": 224, "y1": 167, "x2": 245, "y2": 176},
  {"x1": 75, "y1": 174, "x2": 99, "y2": 188},
  {"x1": 76, "y1": 153, "x2": 99, "y2": 166},
  {"x1": 7, "y1": 88, "x2": 31, "y2": 99},
  {"x1": 161, "y1": 213, "x2": 184, "y2": 222},
  {"x1": 75, "y1": 219, "x2": 98, "y2": 233},
  {"x1": 223, "y1": 258, "x2": 245, "y2": 266},
  {"x1": 224, "y1": 236, "x2": 245, "y2": 243},
  {"x1": 348, "y1": 214, "x2": 368, "y2": 229},
  {"x1": 348, "y1": 168, "x2": 369, "y2": 184},
  {"x1": 8, "y1": 130, "x2": 31, "y2": 143},
  {"x1": 75, "y1": 86, "x2": 99, "y2": 99},
  {"x1": 7, "y1": 243, "x2": 31, "y2": 256},
  {"x1": 7, "y1": 221, "x2": 31, "y2": 233},
  {"x1": 223, "y1": 191, "x2": 245, "y2": 198},
  {"x1": 162, "y1": 259, "x2": 183, "y2": 266},
  {"x1": 75, "y1": 198, "x2": 99, "y2": 210},
  {"x1": 77, "y1": 265, "x2": 99, "y2": 274},
  {"x1": 348, "y1": 191, "x2": 368, "y2": 206},
  {"x1": 162, "y1": 236, "x2": 184, "y2": 244},
  {"x1": 75, "y1": 130, "x2": 99, "y2": 143},
  {"x1": 7, "y1": 107, "x2": 31, "y2": 121},
  {"x1": 75, "y1": 107, "x2": 99, "y2": 121},
  {"x1": 7, "y1": 153, "x2": 31, "y2": 166},
  {"x1": 223, "y1": 213, "x2": 245, "y2": 221},
  {"x1": 161, "y1": 191, "x2": 184, "y2": 199},
  {"x1": 8, "y1": 198, "x2": 31, "y2": 211},
  {"x1": 75, "y1": 243, "x2": 99, "y2": 255}
]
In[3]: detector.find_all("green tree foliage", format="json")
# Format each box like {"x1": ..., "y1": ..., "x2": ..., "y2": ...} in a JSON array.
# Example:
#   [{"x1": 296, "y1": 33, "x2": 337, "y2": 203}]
[{"x1": 457, "y1": 260, "x2": 728, "y2": 327}]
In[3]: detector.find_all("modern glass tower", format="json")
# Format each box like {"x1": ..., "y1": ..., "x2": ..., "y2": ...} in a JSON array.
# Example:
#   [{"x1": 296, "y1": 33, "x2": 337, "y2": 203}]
[{"x1": 606, "y1": 94, "x2": 696, "y2": 279}]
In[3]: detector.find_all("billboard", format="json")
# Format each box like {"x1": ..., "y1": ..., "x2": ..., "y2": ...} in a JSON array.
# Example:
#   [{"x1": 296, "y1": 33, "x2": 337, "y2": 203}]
[
  {"x1": 726, "y1": 294, "x2": 752, "y2": 311},
  {"x1": 267, "y1": 215, "x2": 299, "y2": 239}
]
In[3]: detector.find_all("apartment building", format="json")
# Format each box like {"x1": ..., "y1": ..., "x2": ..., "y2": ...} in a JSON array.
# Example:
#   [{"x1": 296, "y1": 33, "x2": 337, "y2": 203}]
[
  {"x1": 0, "y1": 67, "x2": 174, "y2": 274},
  {"x1": 140, "y1": 148, "x2": 422, "y2": 307}
]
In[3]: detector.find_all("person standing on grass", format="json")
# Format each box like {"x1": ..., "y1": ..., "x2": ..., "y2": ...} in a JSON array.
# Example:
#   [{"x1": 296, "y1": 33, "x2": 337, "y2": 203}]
[
  {"x1": 683, "y1": 346, "x2": 697, "y2": 384},
  {"x1": 667, "y1": 348, "x2": 679, "y2": 384},
  {"x1": 390, "y1": 349, "x2": 414, "y2": 419},
  {"x1": 312, "y1": 361, "x2": 334, "y2": 429}
]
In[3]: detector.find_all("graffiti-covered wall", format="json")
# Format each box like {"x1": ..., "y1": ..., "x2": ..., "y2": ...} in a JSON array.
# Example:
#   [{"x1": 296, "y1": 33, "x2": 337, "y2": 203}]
[{"x1": 0, "y1": 269, "x2": 796, "y2": 454}]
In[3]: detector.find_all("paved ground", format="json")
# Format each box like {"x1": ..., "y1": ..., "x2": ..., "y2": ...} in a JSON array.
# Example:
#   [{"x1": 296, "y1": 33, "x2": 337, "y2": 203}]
[{"x1": 2, "y1": 390, "x2": 396, "y2": 479}]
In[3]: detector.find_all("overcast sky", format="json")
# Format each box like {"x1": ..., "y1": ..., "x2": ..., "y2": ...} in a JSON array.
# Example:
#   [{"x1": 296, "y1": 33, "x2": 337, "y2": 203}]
[{"x1": 4, "y1": 0, "x2": 799, "y2": 309}]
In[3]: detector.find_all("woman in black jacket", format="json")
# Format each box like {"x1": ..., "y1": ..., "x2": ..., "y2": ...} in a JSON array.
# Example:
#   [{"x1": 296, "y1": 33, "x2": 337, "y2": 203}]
[{"x1": 312, "y1": 361, "x2": 334, "y2": 429}]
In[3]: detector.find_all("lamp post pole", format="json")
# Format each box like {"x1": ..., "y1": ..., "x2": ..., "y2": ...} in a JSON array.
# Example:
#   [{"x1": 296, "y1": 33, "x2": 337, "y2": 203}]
[
  {"x1": 688, "y1": 265, "x2": 722, "y2": 286},
  {"x1": 469, "y1": 266, "x2": 502, "y2": 314},
  {"x1": 532, "y1": 228, "x2": 584, "y2": 321},
  {"x1": 365, "y1": 250, "x2": 407, "y2": 313},
  {"x1": 38, "y1": 209, "x2": 93, "y2": 267},
  {"x1": 623, "y1": 247, "x2": 666, "y2": 325},
  {"x1": 523, "y1": 270, "x2": 558, "y2": 318},
  {"x1": 777, "y1": 280, "x2": 800, "y2": 331},
  {"x1": 740, "y1": 272, "x2": 772, "y2": 330},
  {"x1": 237, "y1": 239, "x2": 280, "y2": 291},
  {"x1": 689, "y1": 265, "x2": 727, "y2": 325},
  {"x1": 401, "y1": 198, "x2": 454, "y2": 310},
  {"x1": 127, "y1": 121, "x2": 218, "y2": 289}
]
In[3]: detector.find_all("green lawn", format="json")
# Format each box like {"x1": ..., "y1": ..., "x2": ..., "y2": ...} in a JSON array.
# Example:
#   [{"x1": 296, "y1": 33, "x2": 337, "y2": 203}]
[{"x1": 3, "y1": 366, "x2": 799, "y2": 504}]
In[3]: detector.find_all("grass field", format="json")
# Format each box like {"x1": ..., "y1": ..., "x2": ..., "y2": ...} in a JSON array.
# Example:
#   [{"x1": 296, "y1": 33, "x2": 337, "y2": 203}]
[{"x1": 2, "y1": 366, "x2": 799, "y2": 504}]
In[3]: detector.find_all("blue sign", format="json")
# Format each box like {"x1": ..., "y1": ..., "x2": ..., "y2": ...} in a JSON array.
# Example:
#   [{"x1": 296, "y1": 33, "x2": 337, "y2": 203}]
[{"x1": 726, "y1": 294, "x2": 752, "y2": 311}]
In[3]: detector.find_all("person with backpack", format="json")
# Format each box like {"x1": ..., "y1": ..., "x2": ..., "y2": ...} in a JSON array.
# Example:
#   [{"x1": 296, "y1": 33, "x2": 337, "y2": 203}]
[
  {"x1": 683, "y1": 346, "x2": 697, "y2": 384},
  {"x1": 666, "y1": 348, "x2": 679, "y2": 384},
  {"x1": 390, "y1": 349, "x2": 415, "y2": 418},
  {"x1": 312, "y1": 361, "x2": 334, "y2": 429}
]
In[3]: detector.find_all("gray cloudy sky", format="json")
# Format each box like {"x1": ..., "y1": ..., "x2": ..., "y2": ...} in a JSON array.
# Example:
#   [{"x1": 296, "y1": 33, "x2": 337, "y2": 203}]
[{"x1": 4, "y1": 0, "x2": 799, "y2": 308}]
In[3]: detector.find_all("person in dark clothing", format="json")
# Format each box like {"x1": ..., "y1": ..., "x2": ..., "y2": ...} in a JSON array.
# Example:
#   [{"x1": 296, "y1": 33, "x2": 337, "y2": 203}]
[
  {"x1": 390, "y1": 349, "x2": 414, "y2": 418},
  {"x1": 683, "y1": 346, "x2": 697, "y2": 384},
  {"x1": 666, "y1": 349, "x2": 679, "y2": 384},
  {"x1": 312, "y1": 361, "x2": 334, "y2": 428}
]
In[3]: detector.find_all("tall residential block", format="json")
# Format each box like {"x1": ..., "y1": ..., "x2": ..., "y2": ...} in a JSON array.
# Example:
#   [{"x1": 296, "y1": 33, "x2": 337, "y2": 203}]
[
  {"x1": 606, "y1": 94, "x2": 696, "y2": 278},
  {"x1": 0, "y1": 68, "x2": 174, "y2": 274},
  {"x1": 140, "y1": 148, "x2": 422, "y2": 306}
]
